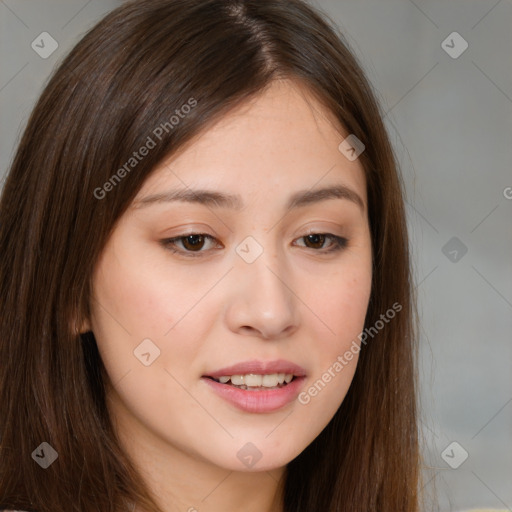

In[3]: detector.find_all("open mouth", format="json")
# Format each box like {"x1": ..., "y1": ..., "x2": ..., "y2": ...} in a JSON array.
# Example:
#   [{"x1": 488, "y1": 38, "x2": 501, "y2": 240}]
[
  {"x1": 204, "y1": 373, "x2": 298, "y2": 391},
  {"x1": 201, "y1": 369, "x2": 306, "y2": 412}
]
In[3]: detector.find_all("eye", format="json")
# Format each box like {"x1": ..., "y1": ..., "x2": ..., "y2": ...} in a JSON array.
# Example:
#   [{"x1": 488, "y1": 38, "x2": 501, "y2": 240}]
[
  {"x1": 294, "y1": 233, "x2": 348, "y2": 253},
  {"x1": 161, "y1": 233, "x2": 221, "y2": 256},
  {"x1": 161, "y1": 232, "x2": 348, "y2": 258}
]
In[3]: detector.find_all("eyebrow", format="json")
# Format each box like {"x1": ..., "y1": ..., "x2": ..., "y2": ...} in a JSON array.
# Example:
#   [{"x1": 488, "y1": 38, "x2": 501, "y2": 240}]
[{"x1": 133, "y1": 184, "x2": 365, "y2": 213}]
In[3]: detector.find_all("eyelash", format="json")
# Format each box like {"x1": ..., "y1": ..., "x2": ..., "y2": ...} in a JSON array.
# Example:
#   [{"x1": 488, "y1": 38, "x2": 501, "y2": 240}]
[{"x1": 160, "y1": 232, "x2": 348, "y2": 258}]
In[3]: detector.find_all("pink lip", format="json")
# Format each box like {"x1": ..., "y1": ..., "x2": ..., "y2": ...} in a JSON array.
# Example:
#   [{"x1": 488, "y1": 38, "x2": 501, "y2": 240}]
[
  {"x1": 201, "y1": 375, "x2": 306, "y2": 413},
  {"x1": 201, "y1": 359, "x2": 307, "y2": 413},
  {"x1": 203, "y1": 359, "x2": 307, "y2": 378}
]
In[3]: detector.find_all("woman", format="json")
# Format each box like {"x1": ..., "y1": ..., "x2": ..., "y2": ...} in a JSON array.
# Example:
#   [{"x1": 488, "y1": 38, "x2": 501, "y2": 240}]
[{"x1": 0, "y1": 0, "x2": 420, "y2": 510}]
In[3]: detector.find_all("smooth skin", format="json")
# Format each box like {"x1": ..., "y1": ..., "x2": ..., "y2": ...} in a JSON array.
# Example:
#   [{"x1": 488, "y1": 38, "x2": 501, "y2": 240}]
[{"x1": 83, "y1": 78, "x2": 373, "y2": 512}]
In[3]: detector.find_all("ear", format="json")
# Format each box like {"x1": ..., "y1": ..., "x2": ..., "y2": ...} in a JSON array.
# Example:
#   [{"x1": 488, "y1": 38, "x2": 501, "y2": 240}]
[
  {"x1": 73, "y1": 317, "x2": 92, "y2": 335},
  {"x1": 79, "y1": 318, "x2": 92, "y2": 334}
]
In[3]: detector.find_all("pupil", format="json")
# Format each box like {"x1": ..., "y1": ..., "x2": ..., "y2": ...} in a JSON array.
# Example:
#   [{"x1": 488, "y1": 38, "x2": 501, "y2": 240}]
[
  {"x1": 306, "y1": 234, "x2": 325, "y2": 248},
  {"x1": 183, "y1": 235, "x2": 204, "y2": 251}
]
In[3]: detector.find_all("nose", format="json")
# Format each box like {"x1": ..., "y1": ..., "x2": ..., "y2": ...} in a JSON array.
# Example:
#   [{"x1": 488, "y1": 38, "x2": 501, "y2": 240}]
[{"x1": 223, "y1": 248, "x2": 300, "y2": 340}]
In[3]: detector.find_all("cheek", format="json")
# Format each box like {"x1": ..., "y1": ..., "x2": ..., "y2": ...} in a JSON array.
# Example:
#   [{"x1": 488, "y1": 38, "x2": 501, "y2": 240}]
[
  {"x1": 90, "y1": 254, "x2": 211, "y2": 440},
  {"x1": 307, "y1": 265, "x2": 372, "y2": 344},
  {"x1": 288, "y1": 273, "x2": 371, "y2": 440},
  {"x1": 90, "y1": 237, "x2": 212, "y2": 340},
  {"x1": 297, "y1": 261, "x2": 372, "y2": 400},
  {"x1": 89, "y1": 241, "x2": 215, "y2": 389}
]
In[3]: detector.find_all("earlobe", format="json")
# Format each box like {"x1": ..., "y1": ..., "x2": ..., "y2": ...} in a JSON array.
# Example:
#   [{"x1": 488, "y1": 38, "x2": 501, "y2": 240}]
[{"x1": 74, "y1": 317, "x2": 92, "y2": 335}]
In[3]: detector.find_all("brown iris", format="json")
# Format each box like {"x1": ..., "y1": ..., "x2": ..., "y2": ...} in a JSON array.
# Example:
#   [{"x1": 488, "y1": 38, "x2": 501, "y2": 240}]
[
  {"x1": 181, "y1": 234, "x2": 206, "y2": 251},
  {"x1": 303, "y1": 234, "x2": 326, "y2": 249}
]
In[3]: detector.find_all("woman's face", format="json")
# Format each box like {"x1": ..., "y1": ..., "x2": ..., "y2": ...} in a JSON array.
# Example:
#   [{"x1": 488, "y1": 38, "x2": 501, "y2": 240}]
[{"x1": 87, "y1": 79, "x2": 372, "y2": 473}]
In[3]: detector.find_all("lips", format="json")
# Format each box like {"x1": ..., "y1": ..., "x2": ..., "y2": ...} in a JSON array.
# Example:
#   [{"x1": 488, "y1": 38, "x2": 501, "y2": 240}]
[
  {"x1": 203, "y1": 359, "x2": 307, "y2": 379},
  {"x1": 201, "y1": 359, "x2": 307, "y2": 413}
]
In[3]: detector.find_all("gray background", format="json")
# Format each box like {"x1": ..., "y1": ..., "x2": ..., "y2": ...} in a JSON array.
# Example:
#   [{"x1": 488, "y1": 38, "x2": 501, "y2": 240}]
[{"x1": 1, "y1": 1, "x2": 511, "y2": 510}]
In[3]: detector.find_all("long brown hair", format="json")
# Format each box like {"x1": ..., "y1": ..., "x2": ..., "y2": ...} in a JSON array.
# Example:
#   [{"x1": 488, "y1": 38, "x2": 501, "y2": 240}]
[{"x1": 0, "y1": 0, "x2": 421, "y2": 510}]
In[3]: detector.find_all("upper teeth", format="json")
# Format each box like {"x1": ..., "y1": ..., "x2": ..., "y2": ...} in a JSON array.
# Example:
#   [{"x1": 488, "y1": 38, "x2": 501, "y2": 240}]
[{"x1": 216, "y1": 373, "x2": 294, "y2": 387}]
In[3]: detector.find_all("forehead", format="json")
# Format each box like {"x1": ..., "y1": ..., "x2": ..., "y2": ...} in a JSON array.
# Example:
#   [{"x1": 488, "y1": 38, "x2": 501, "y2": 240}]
[
  {"x1": 135, "y1": 78, "x2": 367, "y2": 207},
  {"x1": 172, "y1": 78, "x2": 347, "y2": 159}
]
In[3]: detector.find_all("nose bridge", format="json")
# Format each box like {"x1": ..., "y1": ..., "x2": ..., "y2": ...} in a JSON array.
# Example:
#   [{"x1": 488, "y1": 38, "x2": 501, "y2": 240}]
[{"x1": 225, "y1": 235, "x2": 299, "y2": 339}]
